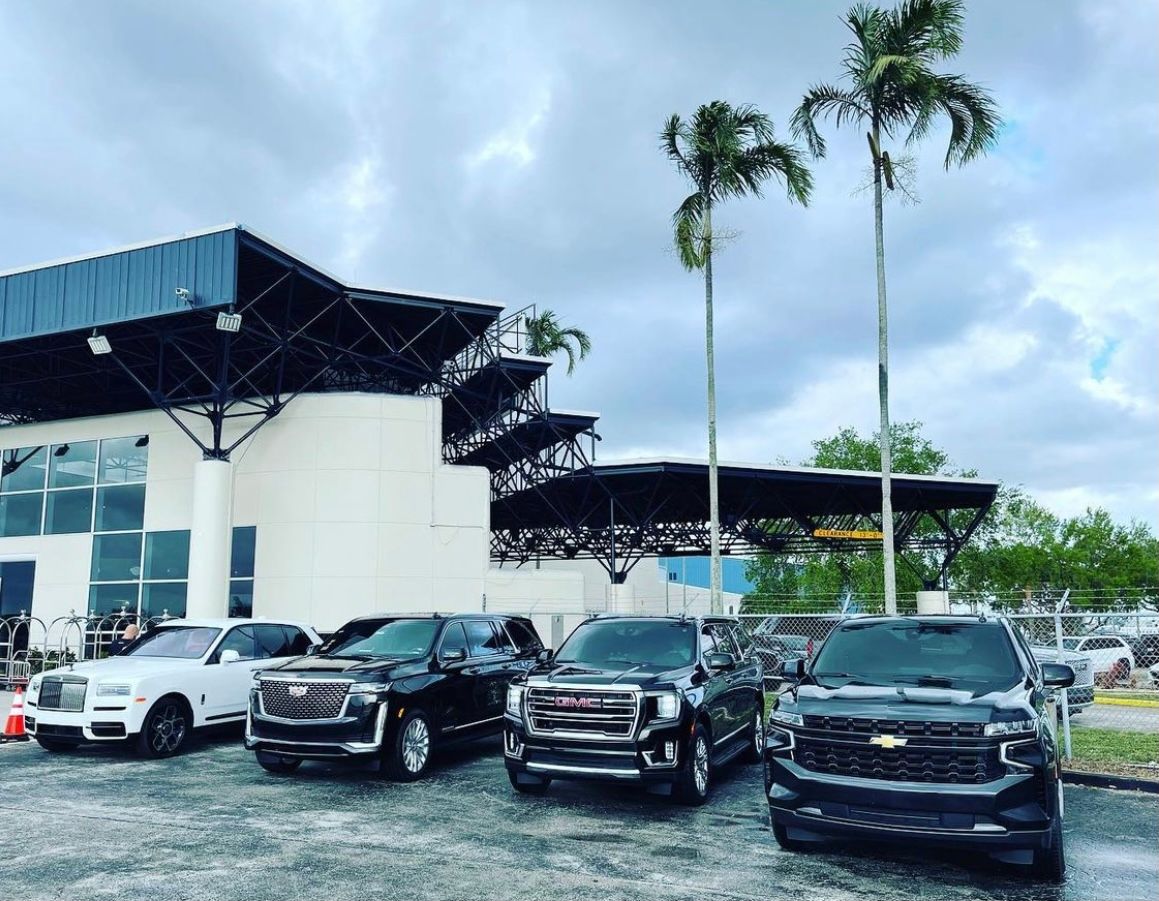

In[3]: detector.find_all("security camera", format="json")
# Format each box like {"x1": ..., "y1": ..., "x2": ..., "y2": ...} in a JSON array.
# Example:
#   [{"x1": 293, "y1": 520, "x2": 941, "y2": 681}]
[{"x1": 175, "y1": 287, "x2": 191, "y2": 302}]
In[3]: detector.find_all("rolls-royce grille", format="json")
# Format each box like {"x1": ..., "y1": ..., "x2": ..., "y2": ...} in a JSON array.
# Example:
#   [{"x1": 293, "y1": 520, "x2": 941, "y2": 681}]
[
  {"x1": 802, "y1": 715, "x2": 985, "y2": 739},
  {"x1": 260, "y1": 680, "x2": 349, "y2": 720},
  {"x1": 795, "y1": 737, "x2": 1004, "y2": 784},
  {"x1": 38, "y1": 678, "x2": 87, "y2": 712},
  {"x1": 526, "y1": 687, "x2": 639, "y2": 738}
]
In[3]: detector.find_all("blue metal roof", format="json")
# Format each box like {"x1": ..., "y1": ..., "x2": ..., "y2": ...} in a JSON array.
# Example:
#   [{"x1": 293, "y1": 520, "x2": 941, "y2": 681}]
[{"x1": 0, "y1": 227, "x2": 237, "y2": 344}]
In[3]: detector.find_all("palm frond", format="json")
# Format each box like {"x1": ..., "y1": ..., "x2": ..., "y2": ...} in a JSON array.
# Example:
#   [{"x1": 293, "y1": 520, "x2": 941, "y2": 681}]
[
  {"x1": 930, "y1": 74, "x2": 1002, "y2": 166},
  {"x1": 673, "y1": 190, "x2": 707, "y2": 271},
  {"x1": 560, "y1": 326, "x2": 592, "y2": 358},
  {"x1": 791, "y1": 83, "x2": 869, "y2": 158}
]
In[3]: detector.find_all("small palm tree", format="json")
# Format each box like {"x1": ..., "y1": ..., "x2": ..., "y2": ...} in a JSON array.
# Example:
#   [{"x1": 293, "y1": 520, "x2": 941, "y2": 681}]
[
  {"x1": 523, "y1": 309, "x2": 592, "y2": 375},
  {"x1": 662, "y1": 101, "x2": 813, "y2": 614},
  {"x1": 792, "y1": 0, "x2": 1000, "y2": 614}
]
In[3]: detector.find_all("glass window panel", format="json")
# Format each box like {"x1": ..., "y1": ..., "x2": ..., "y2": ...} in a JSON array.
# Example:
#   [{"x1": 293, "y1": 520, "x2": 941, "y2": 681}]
[
  {"x1": 98, "y1": 436, "x2": 149, "y2": 484},
  {"x1": 48, "y1": 441, "x2": 97, "y2": 489},
  {"x1": 228, "y1": 580, "x2": 253, "y2": 618},
  {"x1": 95, "y1": 484, "x2": 145, "y2": 532},
  {"x1": 88, "y1": 583, "x2": 140, "y2": 618},
  {"x1": 44, "y1": 489, "x2": 94, "y2": 535},
  {"x1": 144, "y1": 530, "x2": 190, "y2": 581},
  {"x1": 216, "y1": 625, "x2": 256, "y2": 661},
  {"x1": 231, "y1": 526, "x2": 257, "y2": 578},
  {"x1": 142, "y1": 582, "x2": 188, "y2": 620},
  {"x1": 0, "y1": 493, "x2": 44, "y2": 538},
  {"x1": 91, "y1": 533, "x2": 143, "y2": 582},
  {"x1": 1, "y1": 446, "x2": 47, "y2": 493}
]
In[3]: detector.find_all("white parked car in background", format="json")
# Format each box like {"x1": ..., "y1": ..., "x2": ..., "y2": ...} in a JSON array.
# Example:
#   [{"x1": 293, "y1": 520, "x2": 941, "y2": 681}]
[
  {"x1": 26, "y1": 618, "x2": 320, "y2": 757},
  {"x1": 1031, "y1": 646, "x2": 1094, "y2": 712},
  {"x1": 1059, "y1": 634, "x2": 1136, "y2": 681}
]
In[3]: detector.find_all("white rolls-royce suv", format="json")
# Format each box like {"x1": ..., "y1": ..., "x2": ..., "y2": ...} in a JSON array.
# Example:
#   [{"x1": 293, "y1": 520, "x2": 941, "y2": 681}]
[{"x1": 25, "y1": 618, "x2": 320, "y2": 757}]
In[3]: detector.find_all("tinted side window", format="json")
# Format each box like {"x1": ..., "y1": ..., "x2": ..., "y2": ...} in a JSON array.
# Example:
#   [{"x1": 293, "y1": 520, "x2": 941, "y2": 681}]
[
  {"x1": 712, "y1": 626, "x2": 740, "y2": 658},
  {"x1": 217, "y1": 626, "x2": 257, "y2": 661},
  {"x1": 464, "y1": 620, "x2": 502, "y2": 657},
  {"x1": 504, "y1": 620, "x2": 542, "y2": 654},
  {"x1": 701, "y1": 627, "x2": 718, "y2": 657},
  {"x1": 283, "y1": 626, "x2": 314, "y2": 656},
  {"x1": 439, "y1": 622, "x2": 468, "y2": 658},
  {"x1": 491, "y1": 621, "x2": 517, "y2": 653},
  {"x1": 255, "y1": 624, "x2": 290, "y2": 658}
]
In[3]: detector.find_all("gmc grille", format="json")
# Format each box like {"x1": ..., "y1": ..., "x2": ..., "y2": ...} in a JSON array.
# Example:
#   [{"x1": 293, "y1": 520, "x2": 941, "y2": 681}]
[
  {"x1": 802, "y1": 715, "x2": 985, "y2": 739},
  {"x1": 260, "y1": 680, "x2": 350, "y2": 720},
  {"x1": 526, "y1": 687, "x2": 639, "y2": 739},
  {"x1": 38, "y1": 677, "x2": 87, "y2": 712},
  {"x1": 795, "y1": 737, "x2": 1004, "y2": 784}
]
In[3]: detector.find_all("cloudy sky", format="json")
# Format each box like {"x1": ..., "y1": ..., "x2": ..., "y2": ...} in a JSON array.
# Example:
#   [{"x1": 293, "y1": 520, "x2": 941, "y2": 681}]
[{"x1": 1, "y1": 0, "x2": 1156, "y2": 527}]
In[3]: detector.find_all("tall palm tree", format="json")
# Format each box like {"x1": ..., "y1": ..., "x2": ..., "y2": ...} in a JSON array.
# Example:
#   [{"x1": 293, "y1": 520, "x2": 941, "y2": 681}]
[
  {"x1": 662, "y1": 101, "x2": 813, "y2": 614},
  {"x1": 523, "y1": 309, "x2": 592, "y2": 375},
  {"x1": 791, "y1": 0, "x2": 1000, "y2": 614}
]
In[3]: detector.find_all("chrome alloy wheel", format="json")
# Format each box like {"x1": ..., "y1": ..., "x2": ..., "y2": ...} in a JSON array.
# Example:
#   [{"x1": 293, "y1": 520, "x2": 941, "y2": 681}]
[
  {"x1": 693, "y1": 734, "x2": 709, "y2": 795},
  {"x1": 150, "y1": 702, "x2": 187, "y2": 754},
  {"x1": 754, "y1": 711, "x2": 764, "y2": 754},
  {"x1": 401, "y1": 716, "x2": 431, "y2": 774}
]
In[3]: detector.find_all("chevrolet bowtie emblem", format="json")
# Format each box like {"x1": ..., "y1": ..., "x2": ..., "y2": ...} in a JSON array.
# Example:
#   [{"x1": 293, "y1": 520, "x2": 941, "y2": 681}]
[{"x1": 869, "y1": 735, "x2": 907, "y2": 749}]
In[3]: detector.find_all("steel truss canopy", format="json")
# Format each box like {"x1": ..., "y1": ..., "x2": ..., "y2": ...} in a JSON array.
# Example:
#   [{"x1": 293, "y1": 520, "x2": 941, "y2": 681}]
[{"x1": 491, "y1": 458, "x2": 998, "y2": 584}]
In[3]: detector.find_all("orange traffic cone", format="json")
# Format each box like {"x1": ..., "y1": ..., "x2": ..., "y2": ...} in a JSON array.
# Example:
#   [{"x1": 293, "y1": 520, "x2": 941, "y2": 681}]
[{"x1": 2, "y1": 686, "x2": 29, "y2": 742}]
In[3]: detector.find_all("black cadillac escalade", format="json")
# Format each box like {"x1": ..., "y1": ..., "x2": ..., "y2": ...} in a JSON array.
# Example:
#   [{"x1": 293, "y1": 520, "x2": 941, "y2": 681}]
[
  {"x1": 504, "y1": 615, "x2": 764, "y2": 804},
  {"x1": 245, "y1": 613, "x2": 543, "y2": 780},
  {"x1": 764, "y1": 615, "x2": 1075, "y2": 881}
]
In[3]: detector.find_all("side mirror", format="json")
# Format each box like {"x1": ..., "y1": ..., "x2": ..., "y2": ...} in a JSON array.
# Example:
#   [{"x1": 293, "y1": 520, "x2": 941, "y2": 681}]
[
  {"x1": 1042, "y1": 663, "x2": 1075, "y2": 688},
  {"x1": 781, "y1": 658, "x2": 806, "y2": 681},
  {"x1": 219, "y1": 649, "x2": 241, "y2": 665},
  {"x1": 442, "y1": 648, "x2": 467, "y2": 664},
  {"x1": 536, "y1": 648, "x2": 554, "y2": 664},
  {"x1": 305, "y1": 645, "x2": 319, "y2": 656},
  {"x1": 705, "y1": 652, "x2": 736, "y2": 672}
]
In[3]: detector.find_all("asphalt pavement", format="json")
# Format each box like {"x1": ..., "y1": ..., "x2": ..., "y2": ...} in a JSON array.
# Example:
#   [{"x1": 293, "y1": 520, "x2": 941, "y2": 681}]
[
  {"x1": 1, "y1": 731, "x2": 1156, "y2": 901},
  {"x1": 1071, "y1": 703, "x2": 1159, "y2": 734}
]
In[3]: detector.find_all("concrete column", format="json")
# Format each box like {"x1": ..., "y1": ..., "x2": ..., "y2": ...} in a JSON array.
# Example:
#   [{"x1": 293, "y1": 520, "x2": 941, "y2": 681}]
[
  {"x1": 185, "y1": 458, "x2": 234, "y2": 619},
  {"x1": 916, "y1": 590, "x2": 950, "y2": 615},
  {"x1": 607, "y1": 583, "x2": 637, "y2": 615}
]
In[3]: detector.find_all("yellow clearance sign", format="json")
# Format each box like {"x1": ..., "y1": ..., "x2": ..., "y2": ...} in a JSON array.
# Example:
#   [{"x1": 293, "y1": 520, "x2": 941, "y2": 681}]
[{"x1": 812, "y1": 528, "x2": 885, "y2": 540}]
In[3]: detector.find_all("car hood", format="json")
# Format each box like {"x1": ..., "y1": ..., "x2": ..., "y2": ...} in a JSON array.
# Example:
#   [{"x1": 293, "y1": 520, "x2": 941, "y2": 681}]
[
  {"x1": 261, "y1": 654, "x2": 425, "y2": 678},
  {"x1": 784, "y1": 681, "x2": 1033, "y2": 723},
  {"x1": 521, "y1": 662, "x2": 694, "y2": 689},
  {"x1": 40, "y1": 657, "x2": 201, "y2": 680}
]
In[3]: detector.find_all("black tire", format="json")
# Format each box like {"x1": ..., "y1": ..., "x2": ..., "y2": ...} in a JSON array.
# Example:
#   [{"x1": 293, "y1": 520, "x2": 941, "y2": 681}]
[
  {"x1": 674, "y1": 722, "x2": 711, "y2": 806},
  {"x1": 381, "y1": 708, "x2": 433, "y2": 782},
  {"x1": 1031, "y1": 785, "x2": 1066, "y2": 883},
  {"x1": 35, "y1": 736, "x2": 77, "y2": 753},
  {"x1": 508, "y1": 769, "x2": 551, "y2": 795},
  {"x1": 742, "y1": 705, "x2": 764, "y2": 765},
  {"x1": 135, "y1": 696, "x2": 191, "y2": 758},
  {"x1": 256, "y1": 750, "x2": 303, "y2": 774},
  {"x1": 772, "y1": 820, "x2": 814, "y2": 853}
]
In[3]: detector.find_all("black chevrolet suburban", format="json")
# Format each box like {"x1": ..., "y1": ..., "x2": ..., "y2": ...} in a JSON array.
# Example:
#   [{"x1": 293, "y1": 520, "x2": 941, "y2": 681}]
[
  {"x1": 504, "y1": 615, "x2": 764, "y2": 804},
  {"x1": 764, "y1": 616, "x2": 1075, "y2": 881},
  {"x1": 245, "y1": 613, "x2": 542, "y2": 780}
]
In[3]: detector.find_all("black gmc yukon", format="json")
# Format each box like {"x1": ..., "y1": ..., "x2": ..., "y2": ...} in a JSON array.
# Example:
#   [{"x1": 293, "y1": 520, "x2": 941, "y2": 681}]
[
  {"x1": 245, "y1": 613, "x2": 542, "y2": 780},
  {"x1": 504, "y1": 615, "x2": 764, "y2": 804},
  {"x1": 764, "y1": 616, "x2": 1075, "y2": 881}
]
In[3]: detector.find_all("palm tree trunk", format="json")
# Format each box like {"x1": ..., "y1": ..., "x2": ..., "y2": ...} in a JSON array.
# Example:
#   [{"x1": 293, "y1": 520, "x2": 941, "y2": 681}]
[
  {"x1": 872, "y1": 124, "x2": 898, "y2": 615},
  {"x1": 704, "y1": 204, "x2": 723, "y2": 615}
]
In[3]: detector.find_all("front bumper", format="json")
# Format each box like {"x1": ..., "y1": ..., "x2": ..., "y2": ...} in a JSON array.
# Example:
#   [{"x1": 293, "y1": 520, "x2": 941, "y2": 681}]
[
  {"x1": 502, "y1": 714, "x2": 686, "y2": 784},
  {"x1": 764, "y1": 730, "x2": 1057, "y2": 851},
  {"x1": 244, "y1": 691, "x2": 388, "y2": 759},
  {"x1": 25, "y1": 699, "x2": 142, "y2": 742}
]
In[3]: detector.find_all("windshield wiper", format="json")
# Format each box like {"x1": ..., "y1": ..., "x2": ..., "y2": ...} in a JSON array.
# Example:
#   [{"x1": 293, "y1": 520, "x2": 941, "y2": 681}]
[{"x1": 896, "y1": 674, "x2": 956, "y2": 687}]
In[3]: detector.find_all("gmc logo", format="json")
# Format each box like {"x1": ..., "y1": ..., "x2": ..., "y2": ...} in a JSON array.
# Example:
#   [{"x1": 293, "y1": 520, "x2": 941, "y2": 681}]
[{"x1": 555, "y1": 696, "x2": 601, "y2": 709}]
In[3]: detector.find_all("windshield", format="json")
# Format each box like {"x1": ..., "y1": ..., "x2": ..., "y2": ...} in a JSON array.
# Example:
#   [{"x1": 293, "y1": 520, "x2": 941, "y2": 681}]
[
  {"x1": 319, "y1": 619, "x2": 439, "y2": 659},
  {"x1": 1061, "y1": 638, "x2": 1080, "y2": 650},
  {"x1": 810, "y1": 620, "x2": 1022, "y2": 691},
  {"x1": 555, "y1": 620, "x2": 697, "y2": 670},
  {"x1": 123, "y1": 626, "x2": 221, "y2": 659}
]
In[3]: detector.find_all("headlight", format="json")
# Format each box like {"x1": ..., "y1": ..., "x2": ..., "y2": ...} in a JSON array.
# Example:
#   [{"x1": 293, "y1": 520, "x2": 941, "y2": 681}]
[
  {"x1": 507, "y1": 684, "x2": 525, "y2": 715},
  {"x1": 984, "y1": 718, "x2": 1036, "y2": 737},
  {"x1": 349, "y1": 681, "x2": 390, "y2": 694},
  {"x1": 769, "y1": 709, "x2": 803, "y2": 727},
  {"x1": 28, "y1": 677, "x2": 41, "y2": 693},
  {"x1": 95, "y1": 682, "x2": 133, "y2": 697},
  {"x1": 652, "y1": 690, "x2": 681, "y2": 721}
]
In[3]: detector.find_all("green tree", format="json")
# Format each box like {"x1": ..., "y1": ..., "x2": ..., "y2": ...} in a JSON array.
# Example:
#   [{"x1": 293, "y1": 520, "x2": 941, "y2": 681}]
[
  {"x1": 791, "y1": 0, "x2": 1001, "y2": 613},
  {"x1": 661, "y1": 100, "x2": 813, "y2": 613},
  {"x1": 523, "y1": 309, "x2": 591, "y2": 375}
]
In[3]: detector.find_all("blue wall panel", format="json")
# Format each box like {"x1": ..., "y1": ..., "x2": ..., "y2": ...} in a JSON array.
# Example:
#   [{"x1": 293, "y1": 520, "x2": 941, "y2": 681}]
[{"x1": 0, "y1": 229, "x2": 237, "y2": 343}]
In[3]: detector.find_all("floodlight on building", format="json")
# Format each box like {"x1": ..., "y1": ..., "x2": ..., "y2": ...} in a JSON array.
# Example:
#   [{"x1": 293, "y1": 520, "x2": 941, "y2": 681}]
[
  {"x1": 54, "y1": 444, "x2": 70, "y2": 457},
  {"x1": 87, "y1": 330, "x2": 112, "y2": 355},
  {"x1": 216, "y1": 311, "x2": 243, "y2": 333},
  {"x1": 175, "y1": 287, "x2": 192, "y2": 304}
]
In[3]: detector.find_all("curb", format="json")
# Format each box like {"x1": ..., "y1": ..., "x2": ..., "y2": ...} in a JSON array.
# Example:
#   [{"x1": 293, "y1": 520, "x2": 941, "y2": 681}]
[
  {"x1": 1062, "y1": 769, "x2": 1159, "y2": 793},
  {"x1": 1093, "y1": 696, "x2": 1159, "y2": 708}
]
